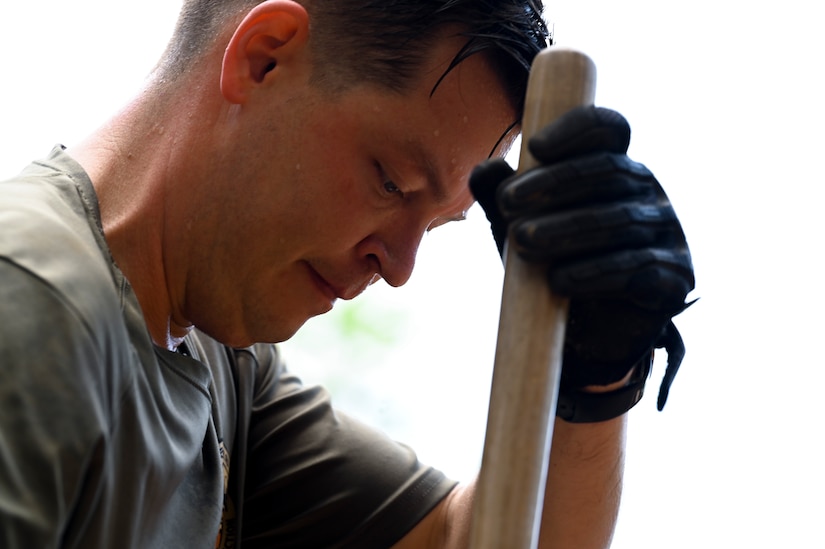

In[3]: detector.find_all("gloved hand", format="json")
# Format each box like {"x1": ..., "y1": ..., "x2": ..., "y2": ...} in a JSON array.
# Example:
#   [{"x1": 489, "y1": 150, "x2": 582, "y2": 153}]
[{"x1": 470, "y1": 105, "x2": 695, "y2": 419}]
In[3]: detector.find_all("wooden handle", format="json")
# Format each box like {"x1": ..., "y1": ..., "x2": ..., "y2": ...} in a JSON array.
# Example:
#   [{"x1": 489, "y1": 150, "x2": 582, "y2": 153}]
[{"x1": 468, "y1": 47, "x2": 597, "y2": 549}]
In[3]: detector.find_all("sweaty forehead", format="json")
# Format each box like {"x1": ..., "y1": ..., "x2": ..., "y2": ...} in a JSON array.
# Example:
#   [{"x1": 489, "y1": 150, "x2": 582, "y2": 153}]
[
  {"x1": 430, "y1": 60, "x2": 516, "y2": 163},
  {"x1": 407, "y1": 53, "x2": 515, "y2": 208}
]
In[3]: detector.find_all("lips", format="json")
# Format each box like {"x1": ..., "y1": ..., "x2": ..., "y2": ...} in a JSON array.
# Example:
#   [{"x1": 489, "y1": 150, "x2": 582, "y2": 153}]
[
  {"x1": 306, "y1": 264, "x2": 339, "y2": 302},
  {"x1": 306, "y1": 262, "x2": 372, "y2": 302}
]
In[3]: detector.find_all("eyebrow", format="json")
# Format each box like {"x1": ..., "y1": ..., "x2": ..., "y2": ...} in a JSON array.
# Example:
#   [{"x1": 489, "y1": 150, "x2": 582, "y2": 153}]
[{"x1": 404, "y1": 127, "x2": 513, "y2": 212}]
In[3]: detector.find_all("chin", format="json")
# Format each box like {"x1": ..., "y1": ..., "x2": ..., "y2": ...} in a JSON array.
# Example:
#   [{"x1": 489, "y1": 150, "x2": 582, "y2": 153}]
[
  {"x1": 193, "y1": 320, "x2": 290, "y2": 349},
  {"x1": 193, "y1": 300, "x2": 329, "y2": 348},
  {"x1": 235, "y1": 316, "x2": 314, "y2": 348}
]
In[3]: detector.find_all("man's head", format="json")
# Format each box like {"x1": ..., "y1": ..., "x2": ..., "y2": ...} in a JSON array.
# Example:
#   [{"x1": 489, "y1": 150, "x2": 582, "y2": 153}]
[
  {"x1": 114, "y1": 0, "x2": 551, "y2": 348},
  {"x1": 157, "y1": 0, "x2": 550, "y2": 119}
]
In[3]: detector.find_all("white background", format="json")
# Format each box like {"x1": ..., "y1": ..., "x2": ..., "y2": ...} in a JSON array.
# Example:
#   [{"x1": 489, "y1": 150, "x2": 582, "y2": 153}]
[{"x1": 2, "y1": 1, "x2": 823, "y2": 547}]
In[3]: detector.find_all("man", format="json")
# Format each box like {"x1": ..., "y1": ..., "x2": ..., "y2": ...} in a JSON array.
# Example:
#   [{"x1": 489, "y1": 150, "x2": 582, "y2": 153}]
[{"x1": 0, "y1": 0, "x2": 693, "y2": 547}]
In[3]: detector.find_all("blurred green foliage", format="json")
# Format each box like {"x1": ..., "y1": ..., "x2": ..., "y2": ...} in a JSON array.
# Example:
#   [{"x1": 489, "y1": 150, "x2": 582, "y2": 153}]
[{"x1": 278, "y1": 289, "x2": 411, "y2": 431}]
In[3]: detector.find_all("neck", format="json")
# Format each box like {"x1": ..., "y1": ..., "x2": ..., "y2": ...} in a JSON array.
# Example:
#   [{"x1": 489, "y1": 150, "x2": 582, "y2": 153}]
[{"x1": 69, "y1": 79, "x2": 216, "y2": 350}]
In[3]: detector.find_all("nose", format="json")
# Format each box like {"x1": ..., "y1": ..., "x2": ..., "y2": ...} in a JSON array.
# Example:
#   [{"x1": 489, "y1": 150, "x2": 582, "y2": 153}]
[{"x1": 356, "y1": 222, "x2": 425, "y2": 288}]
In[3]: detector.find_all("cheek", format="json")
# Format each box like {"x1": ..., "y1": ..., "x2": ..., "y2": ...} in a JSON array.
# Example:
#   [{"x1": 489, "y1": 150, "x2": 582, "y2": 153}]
[
  {"x1": 281, "y1": 115, "x2": 382, "y2": 245},
  {"x1": 288, "y1": 168, "x2": 377, "y2": 250}
]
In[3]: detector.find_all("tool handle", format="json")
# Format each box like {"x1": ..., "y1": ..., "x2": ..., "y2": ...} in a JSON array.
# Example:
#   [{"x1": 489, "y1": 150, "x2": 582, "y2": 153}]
[{"x1": 468, "y1": 47, "x2": 596, "y2": 549}]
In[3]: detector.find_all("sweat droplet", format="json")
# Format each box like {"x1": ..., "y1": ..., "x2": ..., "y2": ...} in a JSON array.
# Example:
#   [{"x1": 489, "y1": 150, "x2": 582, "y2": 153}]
[{"x1": 433, "y1": 129, "x2": 440, "y2": 137}]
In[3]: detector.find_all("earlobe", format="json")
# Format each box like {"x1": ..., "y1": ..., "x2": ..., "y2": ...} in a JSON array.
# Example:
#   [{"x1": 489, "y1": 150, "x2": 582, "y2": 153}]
[{"x1": 220, "y1": 0, "x2": 309, "y2": 104}]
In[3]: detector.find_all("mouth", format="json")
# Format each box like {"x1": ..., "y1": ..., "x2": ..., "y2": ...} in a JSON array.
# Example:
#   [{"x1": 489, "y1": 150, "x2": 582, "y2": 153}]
[
  {"x1": 306, "y1": 263, "x2": 340, "y2": 303},
  {"x1": 305, "y1": 262, "x2": 374, "y2": 302}
]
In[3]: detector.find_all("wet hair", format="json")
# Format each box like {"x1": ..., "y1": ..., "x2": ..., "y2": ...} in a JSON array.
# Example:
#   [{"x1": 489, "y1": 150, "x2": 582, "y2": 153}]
[{"x1": 158, "y1": 0, "x2": 551, "y2": 116}]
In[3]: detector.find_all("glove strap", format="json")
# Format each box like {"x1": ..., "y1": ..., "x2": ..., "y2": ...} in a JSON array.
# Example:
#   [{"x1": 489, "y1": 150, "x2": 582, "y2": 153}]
[{"x1": 556, "y1": 353, "x2": 652, "y2": 423}]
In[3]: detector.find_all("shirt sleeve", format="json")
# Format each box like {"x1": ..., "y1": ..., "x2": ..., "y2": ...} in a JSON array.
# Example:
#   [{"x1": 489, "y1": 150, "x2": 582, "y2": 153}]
[
  {"x1": 238, "y1": 343, "x2": 458, "y2": 549},
  {"x1": 0, "y1": 259, "x2": 108, "y2": 548}
]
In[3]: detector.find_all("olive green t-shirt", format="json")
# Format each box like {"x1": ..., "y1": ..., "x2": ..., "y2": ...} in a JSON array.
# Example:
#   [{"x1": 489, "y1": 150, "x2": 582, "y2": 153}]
[{"x1": 0, "y1": 147, "x2": 455, "y2": 548}]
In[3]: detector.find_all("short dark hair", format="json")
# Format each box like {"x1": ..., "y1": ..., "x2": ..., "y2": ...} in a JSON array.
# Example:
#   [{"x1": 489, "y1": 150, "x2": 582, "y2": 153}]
[{"x1": 158, "y1": 0, "x2": 550, "y2": 116}]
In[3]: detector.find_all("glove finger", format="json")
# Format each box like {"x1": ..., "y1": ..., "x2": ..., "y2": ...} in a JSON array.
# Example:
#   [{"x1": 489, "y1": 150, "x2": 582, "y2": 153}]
[
  {"x1": 469, "y1": 158, "x2": 515, "y2": 255},
  {"x1": 655, "y1": 321, "x2": 686, "y2": 411},
  {"x1": 528, "y1": 106, "x2": 631, "y2": 165},
  {"x1": 511, "y1": 200, "x2": 681, "y2": 263},
  {"x1": 547, "y1": 249, "x2": 694, "y2": 312},
  {"x1": 499, "y1": 153, "x2": 656, "y2": 217}
]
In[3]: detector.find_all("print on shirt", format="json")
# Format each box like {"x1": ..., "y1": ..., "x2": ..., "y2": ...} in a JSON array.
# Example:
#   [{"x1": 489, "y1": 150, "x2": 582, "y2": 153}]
[{"x1": 215, "y1": 440, "x2": 237, "y2": 549}]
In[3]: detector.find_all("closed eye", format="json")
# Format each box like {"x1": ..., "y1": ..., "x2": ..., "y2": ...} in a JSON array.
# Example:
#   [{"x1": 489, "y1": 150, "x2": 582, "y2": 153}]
[
  {"x1": 376, "y1": 162, "x2": 404, "y2": 198},
  {"x1": 383, "y1": 180, "x2": 403, "y2": 195}
]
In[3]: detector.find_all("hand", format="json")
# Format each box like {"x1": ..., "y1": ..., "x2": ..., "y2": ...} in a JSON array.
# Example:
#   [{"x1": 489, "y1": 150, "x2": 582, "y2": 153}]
[{"x1": 470, "y1": 106, "x2": 695, "y2": 415}]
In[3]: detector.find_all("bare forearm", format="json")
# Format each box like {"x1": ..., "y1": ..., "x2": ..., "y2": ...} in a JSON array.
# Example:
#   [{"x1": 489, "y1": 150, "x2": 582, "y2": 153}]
[
  {"x1": 394, "y1": 416, "x2": 627, "y2": 549},
  {"x1": 538, "y1": 415, "x2": 627, "y2": 549}
]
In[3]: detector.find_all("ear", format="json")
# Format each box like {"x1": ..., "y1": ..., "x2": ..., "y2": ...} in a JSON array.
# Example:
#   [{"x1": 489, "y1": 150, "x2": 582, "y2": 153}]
[{"x1": 220, "y1": 0, "x2": 310, "y2": 104}]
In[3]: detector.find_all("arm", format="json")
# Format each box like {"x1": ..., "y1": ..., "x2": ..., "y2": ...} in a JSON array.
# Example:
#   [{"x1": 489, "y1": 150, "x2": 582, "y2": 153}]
[
  {"x1": 0, "y1": 260, "x2": 105, "y2": 548},
  {"x1": 394, "y1": 401, "x2": 627, "y2": 549},
  {"x1": 538, "y1": 415, "x2": 626, "y2": 548}
]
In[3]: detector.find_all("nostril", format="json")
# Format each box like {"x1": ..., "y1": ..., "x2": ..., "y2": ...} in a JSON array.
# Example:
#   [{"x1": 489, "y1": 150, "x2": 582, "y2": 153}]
[
  {"x1": 356, "y1": 231, "x2": 419, "y2": 288},
  {"x1": 366, "y1": 252, "x2": 381, "y2": 273}
]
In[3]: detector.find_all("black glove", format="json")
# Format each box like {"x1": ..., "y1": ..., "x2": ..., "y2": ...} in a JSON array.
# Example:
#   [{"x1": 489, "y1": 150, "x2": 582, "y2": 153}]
[{"x1": 470, "y1": 106, "x2": 695, "y2": 421}]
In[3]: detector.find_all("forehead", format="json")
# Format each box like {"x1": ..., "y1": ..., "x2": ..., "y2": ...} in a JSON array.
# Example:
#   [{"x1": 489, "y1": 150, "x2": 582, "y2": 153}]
[
  {"x1": 385, "y1": 37, "x2": 517, "y2": 156},
  {"x1": 422, "y1": 41, "x2": 521, "y2": 158},
  {"x1": 418, "y1": 37, "x2": 517, "y2": 133},
  {"x1": 408, "y1": 38, "x2": 518, "y2": 190}
]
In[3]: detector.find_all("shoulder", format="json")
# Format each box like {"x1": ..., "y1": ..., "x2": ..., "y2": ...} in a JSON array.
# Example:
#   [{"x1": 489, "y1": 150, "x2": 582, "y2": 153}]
[
  {"x1": 0, "y1": 150, "x2": 135, "y2": 413},
  {"x1": 0, "y1": 148, "x2": 123, "y2": 342}
]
